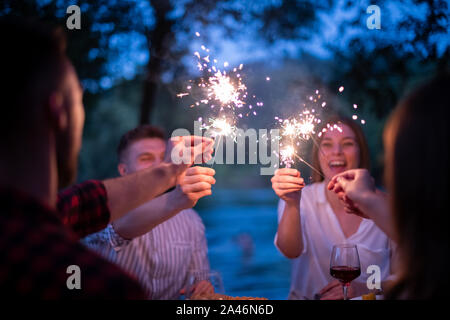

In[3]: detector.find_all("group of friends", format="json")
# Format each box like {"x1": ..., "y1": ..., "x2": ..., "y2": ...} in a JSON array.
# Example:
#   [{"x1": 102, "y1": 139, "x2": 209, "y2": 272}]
[{"x1": 0, "y1": 17, "x2": 448, "y2": 299}]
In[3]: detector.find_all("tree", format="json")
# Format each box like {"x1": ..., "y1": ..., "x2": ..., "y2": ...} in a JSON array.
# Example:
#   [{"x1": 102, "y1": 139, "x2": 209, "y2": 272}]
[
  {"x1": 137, "y1": 0, "x2": 245, "y2": 124},
  {"x1": 334, "y1": 0, "x2": 448, "y2": 113},
  {"x1": 254, "y1": 0, "x2": 449, "y2": 116},
  {"x1": 0, "y1": 0, "x2": 139, "y2": 107}
]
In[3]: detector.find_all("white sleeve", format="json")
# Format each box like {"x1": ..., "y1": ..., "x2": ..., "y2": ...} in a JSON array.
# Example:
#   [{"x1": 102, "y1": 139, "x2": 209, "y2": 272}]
[{"x1": 82, "y1": 224, "x2": 131, "y2": 252}]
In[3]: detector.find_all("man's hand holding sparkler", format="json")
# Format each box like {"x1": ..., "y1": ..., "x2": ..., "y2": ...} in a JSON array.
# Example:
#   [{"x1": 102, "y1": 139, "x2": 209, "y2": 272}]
[
  {"x1": 104, "y1": 136, "x2": 215, "y2": 240},
  {"x1": 271, "y1": 168, "x2": 305, "y2": 206},
  {"x1": 164, "y1": 135, "x2": 214, "y2": 179}
]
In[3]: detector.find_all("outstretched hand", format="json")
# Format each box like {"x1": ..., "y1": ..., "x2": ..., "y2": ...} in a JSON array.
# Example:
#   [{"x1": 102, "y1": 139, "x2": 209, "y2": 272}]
[
  {"x1": 327, "y1": 169, "x2": 376, "y2": 218},
  {"x1": 164, "y1": 136, "x2": 214, "y2": 176},
  {"x1": 271, "y1": 168, "x2": 305, "y2": 206}
]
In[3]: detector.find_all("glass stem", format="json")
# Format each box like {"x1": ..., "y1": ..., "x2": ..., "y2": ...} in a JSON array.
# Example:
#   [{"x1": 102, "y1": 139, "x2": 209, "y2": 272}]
[{"x1": 343, "y1": 284, "x2": 348, "y2": 300}]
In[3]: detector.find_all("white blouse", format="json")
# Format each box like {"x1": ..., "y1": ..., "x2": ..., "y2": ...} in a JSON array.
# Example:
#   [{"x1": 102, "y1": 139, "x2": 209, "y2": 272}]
[{"x1": 275, "y1": 182, "x2": 393, "y2": 300}]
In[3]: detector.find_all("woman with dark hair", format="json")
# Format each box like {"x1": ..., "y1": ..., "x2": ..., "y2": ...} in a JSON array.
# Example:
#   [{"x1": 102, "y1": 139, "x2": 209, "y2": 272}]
[
  {"x1": 328, "y1": 73, "x2": 449, "y2": 299},
  {"x1": 271, "y1": 115, "x2": 395, "y2": 300}
]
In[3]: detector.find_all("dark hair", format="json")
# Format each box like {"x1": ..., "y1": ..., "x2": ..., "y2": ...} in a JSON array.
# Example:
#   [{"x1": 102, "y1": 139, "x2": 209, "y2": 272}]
[
  {"x1": 384, "y1": 73, "x2": 449, "y2": 299},
  {"x1": 0, "y1": 17, "x2": 67, "y2": 145},
  {"x1": 117, "y1": 125, "x2": 166, "y2": 162},
  {"x1": 311, "y1": 115, "x2": 370, "y2": 182}
]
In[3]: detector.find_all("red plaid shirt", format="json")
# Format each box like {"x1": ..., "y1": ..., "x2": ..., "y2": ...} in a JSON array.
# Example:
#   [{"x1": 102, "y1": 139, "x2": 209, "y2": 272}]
[{"x1": 0, "y1": 180, "x2": 146, "y2": 299}]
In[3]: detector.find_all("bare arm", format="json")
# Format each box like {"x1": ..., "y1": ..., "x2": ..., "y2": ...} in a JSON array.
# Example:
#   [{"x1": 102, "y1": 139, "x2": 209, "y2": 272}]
[
  {"x1": 111, "y1": 191, "x2": 180, "y2": 239},
  {"x1": 276, "y1": 201, "x2": 304, "y2": 258},
  {"x1": 111, "y1": 166, "x2": 216, "y2": 239},
  {"x1": 103, "y1": 163, "x2": 178, "y2": 223},
  {"x1": 271, "y1": 168, "x2": 305, "y2": 259}
]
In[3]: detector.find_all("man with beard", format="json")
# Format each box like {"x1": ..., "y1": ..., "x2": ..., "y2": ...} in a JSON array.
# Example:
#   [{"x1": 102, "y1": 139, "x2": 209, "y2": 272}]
[{"x1": 0, "y1": 17, "x2": 213, "y2": 298}]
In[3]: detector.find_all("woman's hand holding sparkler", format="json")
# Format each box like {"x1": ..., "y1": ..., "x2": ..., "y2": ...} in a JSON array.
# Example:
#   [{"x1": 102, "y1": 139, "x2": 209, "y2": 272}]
[
  {"x1": 272, "y1": 168, "x2": 306, "y2": 259},
  {"x1": 271, "y1": 168, "x2": 305, "y2": 206}
]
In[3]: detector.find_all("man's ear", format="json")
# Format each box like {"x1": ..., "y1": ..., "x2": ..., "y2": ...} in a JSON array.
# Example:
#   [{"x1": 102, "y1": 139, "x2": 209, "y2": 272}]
[
  {"x1": 118, "y1": 163, "x2": 127, "y2": 176},
  {"x1": 47, "y1": 92, "x2": 67, "y2": 130}
]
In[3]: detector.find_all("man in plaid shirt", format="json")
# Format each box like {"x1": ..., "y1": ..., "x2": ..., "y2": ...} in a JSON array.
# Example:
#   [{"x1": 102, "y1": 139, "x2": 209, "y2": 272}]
[{"x1": 0, "y1": 18, "x2": 213, "y2": 298}]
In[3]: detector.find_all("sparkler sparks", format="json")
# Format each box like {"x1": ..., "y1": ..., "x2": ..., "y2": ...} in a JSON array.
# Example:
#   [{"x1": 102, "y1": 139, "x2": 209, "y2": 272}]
[
  {"x1": 178, "y1": 33, "x2": 267, "y2": 155},
  {"x1": 177, "y1": 36, "x2": 263, "y2": 119},
  {"x1": 280, "y1": 145, "x2": 295, "y2": 168},
  {"x1": 200, "y1": 116, "x2": 238, "y2": 142},
  {"x1": 207, "y1": 70, "x2": 246, "y2": 107},
  {"x1": 276, "y1": 111, "x2": 321, "y2": 169},
  {"x1": 209, "y1": 117, "x2": 235, "y2": 138},
  {"x1": 179, "y1": 34, "x2": 366, "y2": 173},
  {"x1": 199, "y1": 116, "x2": 237, "y2": 167},
  {"x1": 274, "y1": 84, "x2": 368, "y2": 171},
  {"x1": 278, "y1": 111, "x2": 320, "y2": 142}
]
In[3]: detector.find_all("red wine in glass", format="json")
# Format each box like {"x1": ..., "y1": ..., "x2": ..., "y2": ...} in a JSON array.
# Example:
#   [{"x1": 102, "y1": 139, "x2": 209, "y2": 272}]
[
  {"x1": 330, "y1": 244, "x2": 361, "y2": 300},
  {"x1": 330, "y1": 266, "x2": 361, "y2": 284}
]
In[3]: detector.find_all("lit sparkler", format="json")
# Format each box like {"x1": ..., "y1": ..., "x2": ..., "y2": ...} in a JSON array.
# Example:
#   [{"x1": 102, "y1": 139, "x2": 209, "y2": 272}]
[
  {"x1": 280, "y1": 145, "x2": 295, "y2": 168},
  {"x1": 276, "y1": 112, "x2": 320, "y2": 171},
  {"x1": 199, "y1": 116, "x2": 237, "y2": 167},
  {"x1": 178, "y1": 33, "x2": 266, "y2": 167},
  {"x1": 274, "y1": 90, "x2": 325, "y2": 173},
  {"x1": 177, "y1": 36, "x2": 263, "y2": 120},
  {"x1": 207, "y1": 70, "x2": 246, "y2": 108},
  {"x1": 278, "y1": 111, "x2": 320, "y2": 142},
  {"x1": 202, "y1": 116, "x2": 237, "y2": 141},
  {"x1": 275, "y1": 86, "x2": 367, "y2": 173}
]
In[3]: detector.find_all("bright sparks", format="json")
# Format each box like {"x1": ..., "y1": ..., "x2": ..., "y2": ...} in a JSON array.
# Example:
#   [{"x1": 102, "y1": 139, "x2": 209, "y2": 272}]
[
  {"x1": 208, "y1": 71, "x2": 246, "y2": 107},
  {"x1": 279, "y1": 112, "x2": 318, "y2": 141},
  {"x1": 280, "y1": 145, "x2": 295, "y2": 168},
  {"x1": 297, "y1": 116, "x2": 316, "y2": 139},
  {"x1": 211, "y1": 118, "x2": 233, "y2": 137},
  {"x1": 177, "y1": 35, "x2": 264, "y2": 119},
  {"x1": 200, "y1": 117, "x2": 237, "y2": 142},
  {"x1": 281, "y1": 119, "x2": 298, "y2": 138}
]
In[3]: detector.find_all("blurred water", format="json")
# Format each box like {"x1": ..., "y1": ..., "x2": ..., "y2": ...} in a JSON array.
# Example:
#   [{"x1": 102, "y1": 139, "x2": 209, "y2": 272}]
[{"x1": 196, "y1": 188, "x2": 291, "y2": 300}]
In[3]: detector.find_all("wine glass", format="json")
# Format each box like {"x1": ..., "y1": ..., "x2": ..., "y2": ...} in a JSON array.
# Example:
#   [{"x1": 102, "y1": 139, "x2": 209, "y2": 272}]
[
  {"x1": 184, "y1": 270, "x2": 225, "y2": 300},
  {"x1": 330, "y1": 244, "x2": 361, "y2": 300}
]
